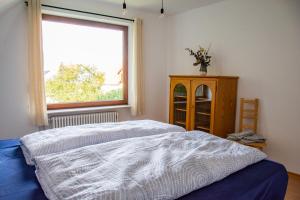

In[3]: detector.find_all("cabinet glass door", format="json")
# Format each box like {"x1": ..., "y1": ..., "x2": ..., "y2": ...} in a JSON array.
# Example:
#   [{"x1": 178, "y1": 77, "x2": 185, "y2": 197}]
[
  {"x1": 173, "y1": 84, "x2": 188, "y2": 129},
  {"x1": 194, "y1": 84, "x2": 212, "y2": 132}
]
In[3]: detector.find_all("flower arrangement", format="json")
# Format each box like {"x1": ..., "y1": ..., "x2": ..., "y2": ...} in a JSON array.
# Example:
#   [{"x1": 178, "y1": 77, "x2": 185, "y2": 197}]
[{"x1": 185, "y1": 45, "x2": 211, "y2": 75}]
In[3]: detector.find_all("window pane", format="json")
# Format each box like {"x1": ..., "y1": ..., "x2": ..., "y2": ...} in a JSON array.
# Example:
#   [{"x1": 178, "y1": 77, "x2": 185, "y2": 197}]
[{"x1": 42, "y1": 18, "x2": 124, "y2": 105}]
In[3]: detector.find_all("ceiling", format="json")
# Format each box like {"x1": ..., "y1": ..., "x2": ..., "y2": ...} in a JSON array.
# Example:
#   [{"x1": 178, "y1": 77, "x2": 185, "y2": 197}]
[{"x1": 96, "y1": 0, "x2": 225, "y2": 15}]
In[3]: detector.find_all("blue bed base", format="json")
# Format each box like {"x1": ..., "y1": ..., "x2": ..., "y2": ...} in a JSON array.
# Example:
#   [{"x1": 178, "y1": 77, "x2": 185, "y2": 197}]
[{"x1": 0, "y1": 139, "x2": 288, "y2": 200}]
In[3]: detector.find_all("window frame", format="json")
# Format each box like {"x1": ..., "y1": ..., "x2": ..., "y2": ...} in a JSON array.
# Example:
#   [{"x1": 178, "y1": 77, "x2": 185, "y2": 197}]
[{"x1": 42, "y1": 14, "x2": 128, "y2": 110}]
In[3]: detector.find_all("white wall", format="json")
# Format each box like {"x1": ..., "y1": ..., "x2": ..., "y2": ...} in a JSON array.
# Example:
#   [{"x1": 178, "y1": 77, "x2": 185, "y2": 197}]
[
  {"x1": 166, "y1": 0, "x2": 300, "y2": 173},
  {"x1": 0, "y1": 0, "x2": 167, "y2": 139},
  {"x1": 0, "y1": 0, "x2": 37, "y2": 138}
]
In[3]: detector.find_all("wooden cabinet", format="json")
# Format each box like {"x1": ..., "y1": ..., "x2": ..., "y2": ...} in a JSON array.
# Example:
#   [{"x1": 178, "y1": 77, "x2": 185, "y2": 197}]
[{"x1": 169, "y1": 75, "x2": 239, "y2": 138}]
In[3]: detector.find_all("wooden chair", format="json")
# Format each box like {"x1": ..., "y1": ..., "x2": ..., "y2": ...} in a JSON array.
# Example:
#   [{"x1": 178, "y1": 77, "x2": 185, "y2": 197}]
[
  {"x1": 239, "y1": 98, "x2": 259, "y2": 132},
  {"x1": 239, "y1": 98, "x2": 266, "y2": 150}
]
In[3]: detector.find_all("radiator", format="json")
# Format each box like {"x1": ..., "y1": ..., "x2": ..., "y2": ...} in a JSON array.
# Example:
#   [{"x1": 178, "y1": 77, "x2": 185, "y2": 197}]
[{"x1": 49, "y1": 112, "x2": 118, "y2": 129}]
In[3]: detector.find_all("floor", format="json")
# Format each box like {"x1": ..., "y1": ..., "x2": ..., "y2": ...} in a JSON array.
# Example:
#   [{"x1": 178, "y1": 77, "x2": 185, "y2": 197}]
[{"x1": 285, "y1": 173, "x2": 300, "y2": 200}]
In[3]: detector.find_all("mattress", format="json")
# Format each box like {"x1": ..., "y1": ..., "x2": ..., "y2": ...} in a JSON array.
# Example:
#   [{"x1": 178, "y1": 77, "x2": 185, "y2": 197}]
[{"x1": 0, "y1": 139, "x2": 288, "y2": 200}]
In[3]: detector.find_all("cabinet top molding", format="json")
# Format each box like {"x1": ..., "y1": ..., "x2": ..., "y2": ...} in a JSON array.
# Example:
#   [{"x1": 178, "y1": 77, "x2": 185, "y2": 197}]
[{"x1": 169, "y1": 75, "x2": 239, "y2": 79}]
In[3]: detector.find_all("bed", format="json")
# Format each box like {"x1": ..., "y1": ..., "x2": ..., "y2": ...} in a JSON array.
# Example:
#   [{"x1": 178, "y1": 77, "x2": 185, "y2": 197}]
[{"x1": 0, "y1": 139, "x2": 288, "y2": 200}]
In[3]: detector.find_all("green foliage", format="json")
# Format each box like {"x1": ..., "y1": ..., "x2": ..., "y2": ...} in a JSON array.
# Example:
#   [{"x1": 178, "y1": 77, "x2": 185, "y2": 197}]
[
  {"x1": 98, "y1": 88, "x2": 122, "y2": 101},
  {"x1": 46, "y1": 64, "x2": 121, "y2": 103}
]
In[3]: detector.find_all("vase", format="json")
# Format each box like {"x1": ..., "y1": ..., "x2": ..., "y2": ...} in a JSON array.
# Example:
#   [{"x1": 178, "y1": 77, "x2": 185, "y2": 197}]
[{"x1": 199, "y1": 66, "x2": 207, "y2": 76}]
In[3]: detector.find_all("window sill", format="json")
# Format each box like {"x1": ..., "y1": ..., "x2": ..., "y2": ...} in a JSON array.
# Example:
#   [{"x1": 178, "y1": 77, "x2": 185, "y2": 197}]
[{"x1": 47, "y1": 105, "x2": 131, "y2": 117}]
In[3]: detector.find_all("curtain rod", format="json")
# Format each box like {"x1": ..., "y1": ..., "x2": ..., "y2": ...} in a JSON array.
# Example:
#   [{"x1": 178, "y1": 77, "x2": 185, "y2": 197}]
[{"x1": 24, "y1": 1, "x2": 135, "y2": 22}]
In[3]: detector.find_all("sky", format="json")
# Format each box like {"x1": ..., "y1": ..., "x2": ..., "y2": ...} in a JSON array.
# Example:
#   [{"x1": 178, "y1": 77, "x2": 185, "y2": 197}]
[{"x1": 42, "y1": 20, "x2": 124, "y2": 86}]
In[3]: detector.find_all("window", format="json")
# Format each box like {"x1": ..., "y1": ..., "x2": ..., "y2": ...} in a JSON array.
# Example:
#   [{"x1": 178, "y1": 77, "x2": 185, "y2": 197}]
[{"x1": 42, "y1": 14, "x2": 128, "y2": 110}]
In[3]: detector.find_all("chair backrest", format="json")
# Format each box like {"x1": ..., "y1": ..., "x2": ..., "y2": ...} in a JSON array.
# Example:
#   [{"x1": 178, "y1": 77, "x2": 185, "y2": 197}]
[{"x1": 239, "y1": 98, "x2": 259, "y2": 133}]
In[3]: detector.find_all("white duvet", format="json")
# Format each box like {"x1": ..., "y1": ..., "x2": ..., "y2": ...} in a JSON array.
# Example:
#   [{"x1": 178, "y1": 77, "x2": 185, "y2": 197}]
[
  {"x1": 21, "y1": 120, "x2": 185, "y2": 165},
  {"x1": 35, "y1": 131, "x2": 266, "y2": 200}
]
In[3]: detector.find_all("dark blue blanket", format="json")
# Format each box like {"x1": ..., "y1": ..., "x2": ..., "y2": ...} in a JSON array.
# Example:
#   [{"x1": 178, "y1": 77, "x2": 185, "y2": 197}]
[{"x1": 0, "y1": 139, "x2": 288, "y2": 200}]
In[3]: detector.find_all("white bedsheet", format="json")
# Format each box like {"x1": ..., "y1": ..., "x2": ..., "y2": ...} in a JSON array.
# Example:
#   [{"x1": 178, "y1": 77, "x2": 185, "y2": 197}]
[
  {"x1": 21, "y1": 120, "x2": 185, "y2": 165},
  {"x1": 35, "y1": 131, "x2": 266, "y2": 200}
]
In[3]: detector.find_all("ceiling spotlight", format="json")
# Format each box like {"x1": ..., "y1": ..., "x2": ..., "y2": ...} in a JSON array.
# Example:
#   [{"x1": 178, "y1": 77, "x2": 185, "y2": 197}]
[
  {"x1": 160, "y1": 0, "x2": 165, "y2": 18},
  {"x1": 122, "y1": 0, "x2": 127, "y2": 16}
]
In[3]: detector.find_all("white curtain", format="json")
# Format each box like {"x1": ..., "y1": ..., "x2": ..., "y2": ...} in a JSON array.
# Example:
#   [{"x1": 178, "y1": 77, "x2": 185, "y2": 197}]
[
  {"x1": 131, "y1": 18, "x2": 144, "y2": 116},
  {"x1": 27, "y1": 0, "x2": 48, "y2": 126}
]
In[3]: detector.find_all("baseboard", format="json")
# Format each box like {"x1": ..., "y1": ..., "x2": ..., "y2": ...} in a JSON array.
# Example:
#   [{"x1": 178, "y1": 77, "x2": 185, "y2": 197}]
[{"x1": 288, "y1": 171, "x2": 300, "y2": 178}]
